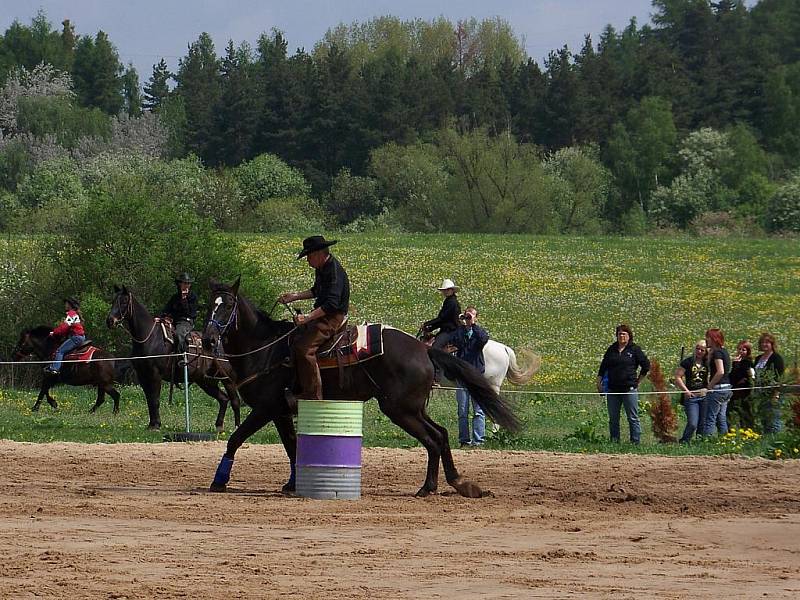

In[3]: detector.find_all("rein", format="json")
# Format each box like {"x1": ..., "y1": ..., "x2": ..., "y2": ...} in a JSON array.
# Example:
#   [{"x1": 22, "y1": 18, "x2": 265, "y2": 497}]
[
  {"x1": 114, "y1": 291, "x2": 160, "y2": 345},
  {"x1": 221, "y1": 328, "x2": 296, "y2": 359}
]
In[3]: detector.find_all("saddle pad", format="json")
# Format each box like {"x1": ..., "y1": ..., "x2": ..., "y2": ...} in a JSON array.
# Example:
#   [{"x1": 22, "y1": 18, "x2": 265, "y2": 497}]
[
  {"x1": 318, "y1": 324, "x2": 383, "y2": 370},
  {"x1": 65, "y1": 346, "x2": 99, "y2": 362}
]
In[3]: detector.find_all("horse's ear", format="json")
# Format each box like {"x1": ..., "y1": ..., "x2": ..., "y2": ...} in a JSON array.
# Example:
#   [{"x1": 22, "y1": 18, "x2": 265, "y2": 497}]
[
  {"x1": 122, "y1": 284, "x2": 128, "y2": 293},
  {"x1": 113, "y1": 284, "x2": 120, "y2": 293},
  {"x1": 230, "y1": 275, "x2": 241, "y2": 296},
  {"x1": 208, "y1": 277, "x2": 219, "y2": 289}
]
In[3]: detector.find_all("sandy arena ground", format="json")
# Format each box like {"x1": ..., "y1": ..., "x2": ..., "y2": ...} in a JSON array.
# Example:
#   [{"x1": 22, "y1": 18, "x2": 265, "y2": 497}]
[{"x1": 0, "y1": 440, "x2": 798, "y2": 599}]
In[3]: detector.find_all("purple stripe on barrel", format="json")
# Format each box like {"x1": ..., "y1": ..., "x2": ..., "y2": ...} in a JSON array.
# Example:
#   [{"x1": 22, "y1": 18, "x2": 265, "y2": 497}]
[{"x1": 296, "y1": 434, "x2": 362, "y2": 468}]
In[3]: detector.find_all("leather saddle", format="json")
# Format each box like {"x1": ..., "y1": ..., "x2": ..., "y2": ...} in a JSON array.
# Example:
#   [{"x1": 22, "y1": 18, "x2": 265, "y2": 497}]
[{"x1": 316, "y1": 323, "x2": 384, "y2": 370}]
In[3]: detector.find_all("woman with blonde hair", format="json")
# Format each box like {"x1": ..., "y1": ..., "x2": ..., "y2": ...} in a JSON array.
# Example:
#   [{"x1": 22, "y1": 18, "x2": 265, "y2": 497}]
[{"x1": 675, "y1": 340, "x2": 709, "y2": 443}]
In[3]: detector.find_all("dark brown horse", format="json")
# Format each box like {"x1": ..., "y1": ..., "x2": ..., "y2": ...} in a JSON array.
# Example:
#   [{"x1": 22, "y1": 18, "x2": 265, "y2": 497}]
[
  {"x1": 201, "y1": 278, "x2": 520, "y2": 498},
  {"x1": 106, "y1": 285, "x2": 241, "y2": 431},
  {"x1": 14, "y1": 326, "x2": 121, "y2": 413}
]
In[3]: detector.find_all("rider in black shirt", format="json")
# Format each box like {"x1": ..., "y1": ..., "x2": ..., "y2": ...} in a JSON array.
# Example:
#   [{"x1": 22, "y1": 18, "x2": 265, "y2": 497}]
[{"x1": 161, "y1": 272, "x2": 198, "y2": 353}]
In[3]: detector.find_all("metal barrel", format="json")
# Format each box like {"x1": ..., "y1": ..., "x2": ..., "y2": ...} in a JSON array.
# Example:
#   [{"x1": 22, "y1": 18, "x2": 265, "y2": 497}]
[{"x1": 296, "y1": 399, "x2": 363, "y2": 500}]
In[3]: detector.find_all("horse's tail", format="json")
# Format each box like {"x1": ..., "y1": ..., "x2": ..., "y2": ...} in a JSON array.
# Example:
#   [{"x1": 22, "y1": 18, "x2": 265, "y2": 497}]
[
  {"x1": 505, "y1": 346, "x2": 541, "y2": 385},
  {"x1": 427, "y1": 348, "x2": 520, "y2": 432}
]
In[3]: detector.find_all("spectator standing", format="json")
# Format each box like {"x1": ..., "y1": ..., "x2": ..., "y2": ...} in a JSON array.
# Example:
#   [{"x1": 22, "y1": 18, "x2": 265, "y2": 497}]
[
  {"x1": 700, "y1": 328, "x2": 732, "y2": 436},
  {"x1": 728, "y1": 340, "x2": 755, "y2": 429},
  {"x1": 675, "y1": 340, "x2": 709, "y2": 443},
  {"x1": 446, "y1": 306, "x2": 489, "y2": 447},
  {"x1": 597, "y1": 324, "x2": 650, "y2": 445},
  {"x1": 754, "y1": 332, "x2": 786, "y2": 434}
]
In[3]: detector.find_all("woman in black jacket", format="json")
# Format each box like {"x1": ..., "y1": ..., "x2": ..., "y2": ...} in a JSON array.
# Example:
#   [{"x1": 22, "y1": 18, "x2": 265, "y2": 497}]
[
  {"x1": 596, "y1": 323, "x2": 650, "y2": 444},
  {"x1": 754, "y1": 332, "x2": 786, "y2": 433}
]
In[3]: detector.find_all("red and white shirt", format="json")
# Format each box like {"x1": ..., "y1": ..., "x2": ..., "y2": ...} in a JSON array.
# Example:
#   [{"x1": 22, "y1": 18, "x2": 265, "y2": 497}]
[{"x1": 52, "y1": 310, "x2": 85, "y2": 337}]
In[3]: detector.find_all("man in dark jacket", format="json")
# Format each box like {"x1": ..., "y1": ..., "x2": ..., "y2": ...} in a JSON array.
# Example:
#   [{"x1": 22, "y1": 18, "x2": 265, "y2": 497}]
[
  {"x1": 161, "y1": 273, "x2": 198, "y2": 353},
  {"x1": 279, "y1": 235, "x2": 350, "y2": 401},
  {"x1": 446, "y1": 306, "x2": 489, "y2": 446}
]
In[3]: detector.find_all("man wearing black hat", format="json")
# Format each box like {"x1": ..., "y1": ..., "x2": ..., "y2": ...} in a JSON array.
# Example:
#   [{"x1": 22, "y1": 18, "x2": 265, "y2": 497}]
[
  {"x1": 161, "y1": 272, "x2": 198, "y2": 354},
  {"x1": 279, "y1": 236, "x2": 350, "y2": 400}
]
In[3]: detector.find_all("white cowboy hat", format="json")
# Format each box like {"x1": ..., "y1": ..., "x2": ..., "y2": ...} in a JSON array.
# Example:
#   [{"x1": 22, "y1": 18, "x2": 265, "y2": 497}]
[{"x1": 436, "y1": 278, "x2": 459, "y2": 291}]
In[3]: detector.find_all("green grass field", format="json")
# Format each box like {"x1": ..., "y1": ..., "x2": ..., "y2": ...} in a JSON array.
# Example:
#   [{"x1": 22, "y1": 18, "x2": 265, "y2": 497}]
[{"x1": 2, "y1": 233, "x2": 799, "y2": 455}]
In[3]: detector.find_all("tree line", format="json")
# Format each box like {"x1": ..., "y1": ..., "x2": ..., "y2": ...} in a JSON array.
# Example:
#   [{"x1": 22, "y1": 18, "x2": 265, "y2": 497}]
[{"x1": 1, "y1": 1, "x2": 799, "y2": 234}]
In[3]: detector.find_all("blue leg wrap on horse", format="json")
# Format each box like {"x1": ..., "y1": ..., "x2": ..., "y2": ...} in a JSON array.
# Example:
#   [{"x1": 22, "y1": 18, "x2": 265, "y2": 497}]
[
  {"x1": 213, "y1": 456, "x2": 234, "y2": 486},
  {"x1": 288, "y1": 462, "x2": 296, "y2": 486}
]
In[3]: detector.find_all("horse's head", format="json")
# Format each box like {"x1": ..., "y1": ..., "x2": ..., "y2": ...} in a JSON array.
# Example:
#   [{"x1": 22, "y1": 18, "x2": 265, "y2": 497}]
[
  {"x1": 202, "y1": 277, "x2": 240, "y2": 354},
  {"x1": 107, "y1": 284, "x2": 131, "y2": 329},
  {"x1": 14, "y1": 326, "x2": 52, "y2": 360}
]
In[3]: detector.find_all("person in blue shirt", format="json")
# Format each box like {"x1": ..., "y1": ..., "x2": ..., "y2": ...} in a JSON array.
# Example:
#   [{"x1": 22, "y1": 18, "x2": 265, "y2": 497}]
[{"x1": 446, "y1": 306, "x2": 490, "y2": 447}]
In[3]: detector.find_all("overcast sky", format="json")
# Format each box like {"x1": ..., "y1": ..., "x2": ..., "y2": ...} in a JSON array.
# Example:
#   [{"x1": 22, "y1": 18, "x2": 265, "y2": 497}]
[{"x1": 2, "y1": 1, "x2": 658, "y2": 79}]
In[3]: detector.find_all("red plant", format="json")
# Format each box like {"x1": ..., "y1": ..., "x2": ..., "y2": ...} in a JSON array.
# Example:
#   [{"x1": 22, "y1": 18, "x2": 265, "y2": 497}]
[{"x1": 647, "y1": 359, "x2": 678, "y2": 443}]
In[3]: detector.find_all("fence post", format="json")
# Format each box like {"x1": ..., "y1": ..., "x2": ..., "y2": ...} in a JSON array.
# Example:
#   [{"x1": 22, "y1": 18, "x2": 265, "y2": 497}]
[{"x1": 183, "y1": 352, "x2": 190, "y2": 433}]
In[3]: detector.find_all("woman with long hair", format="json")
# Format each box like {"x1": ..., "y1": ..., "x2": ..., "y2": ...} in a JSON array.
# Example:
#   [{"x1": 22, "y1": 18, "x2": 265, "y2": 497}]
[
  {"x1": 754, "y1": 332, "x2": 785, "y2": 433},
  {"x1": 700, "y1": 328, "x2": 732, "y2": 436}
]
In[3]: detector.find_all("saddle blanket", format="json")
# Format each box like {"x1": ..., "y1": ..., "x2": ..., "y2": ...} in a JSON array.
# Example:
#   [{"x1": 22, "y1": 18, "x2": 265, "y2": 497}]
[
  {"x1": 64, "y1": 346, "x2": 99, "y2": 362},
  {"x1": 318, "y1": 323, "x2": 384, "y2": 370}
]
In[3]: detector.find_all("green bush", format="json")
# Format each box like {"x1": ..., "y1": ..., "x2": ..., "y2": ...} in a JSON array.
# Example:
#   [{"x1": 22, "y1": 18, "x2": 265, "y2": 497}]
[
  {"x1": 250, "y1": 196, "x2": 327, "y2": 233},
  {"x1": 40, "y1": 176, "x2": 275, "y2": 350},
  {"x1": 326, "y1": 168, "x2": 383, "y2": 225},
  {"x1": 233, "y1": 153, "x2": 311, "y2": 209},
  {"x1": 0, "y1": 192, "x2": 19, "y2": 231},
  {"x1": 15, "y1": 157, "x2": 85, "y2": 209},
  {"x1": 767, "y1": 170, "x2": 800, "y2": 233}
]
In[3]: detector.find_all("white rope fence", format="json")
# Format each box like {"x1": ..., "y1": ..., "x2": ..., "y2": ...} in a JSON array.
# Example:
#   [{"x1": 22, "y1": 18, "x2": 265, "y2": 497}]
[
  {"x1": 435, "y1": 384, "x2": 796, "y2": 396},
  {"x1": 1, "y1": 355, "x2": 796, "y2": 396}
]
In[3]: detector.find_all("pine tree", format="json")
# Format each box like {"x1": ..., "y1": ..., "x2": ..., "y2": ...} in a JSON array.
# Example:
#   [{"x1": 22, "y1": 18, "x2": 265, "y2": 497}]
[
  {"x1": 143, "y1": 58, "x2": 171, "y2": 112},
  {"x1": 72, "y1": 30, "x2": 124, "y2": 114},
  {"x1": 213, "y1": 40, "x2": 259, "y2": 166},
  {"x1": 121, "y1": 65, "x2": 142, "y2": 117},
  {"x1": 174, "y1": 32, "x2": 221, "y2": 163}
]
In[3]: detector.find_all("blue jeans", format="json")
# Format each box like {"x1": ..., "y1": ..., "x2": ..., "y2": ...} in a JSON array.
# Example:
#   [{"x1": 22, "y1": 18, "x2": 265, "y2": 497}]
[
  {"x1": 679, "y1": 395, "x2": 705, "y2": 443},
  {"x1": 762, "y1": 395, "x2": 783, "y2": 434},
  {"x1": 51, "y1": 335, "x2": 86, "y2": 371},
  {"x1": 701, "y1": 388, "x2": 732, "y2": 436},
  {"x1": 607, "y1": 389, "x2": 640, "y2": 444},
  {"x1": 457, "y1": 388, "x2": 485, "y2": 445}
]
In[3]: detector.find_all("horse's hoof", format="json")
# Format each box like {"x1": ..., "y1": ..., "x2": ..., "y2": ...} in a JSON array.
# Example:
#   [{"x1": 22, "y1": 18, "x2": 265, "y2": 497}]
[
  {"x1": 215, "y1": 426, "x2": 224, "y2": 434},
  {"x1": 113, "y1": 409, "x2": 120, "y2": 415},
  {"x1": 452, "y1": 477, "x2": 483, "y2": 498},
  {"x1": 89, "y1": 407, "x2": 97, "y2": 413},
  {"x1": 147, "y1": 424, "x2": 161, "y2": 431},
  {"x1": 209, "y1": 482, "x2": 227, "y2": 493},
  {"x1": 281, "y1": 481, "x2": 296, "y2": 493},
  {"x1": 415, "y1": 487, "x2": 436, "y2": 498},
  {"x1": 31, "y1": 406, "x2": 40, "y2": 412}
]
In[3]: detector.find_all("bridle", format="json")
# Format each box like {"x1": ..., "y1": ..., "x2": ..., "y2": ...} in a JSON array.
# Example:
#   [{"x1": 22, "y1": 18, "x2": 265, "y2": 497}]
[
  {"x1": 207, "y1": 291, "x2": 239, "y2": 340},
  {"x1": 112, "y1": 290, "x2": 159, "y2": 345}
]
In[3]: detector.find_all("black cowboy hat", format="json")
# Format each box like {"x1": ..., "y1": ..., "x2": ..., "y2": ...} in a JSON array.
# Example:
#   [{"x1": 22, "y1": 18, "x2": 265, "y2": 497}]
[
  {"x1": 297, "y1": 235, "x2": 337, "y2": 259},
  {"x1": 63, "y1": 297, "x2": 80, "y2": 309},
  {"x1": 175, "y1": 272, "x2": 194, "y2": 284}
]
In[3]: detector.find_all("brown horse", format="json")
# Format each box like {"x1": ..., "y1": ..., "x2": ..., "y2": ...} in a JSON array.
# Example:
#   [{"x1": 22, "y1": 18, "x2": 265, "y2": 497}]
[
  {"x1": 14, "y1": 326, "x2": 121, "y2": 413},
  {"x1": 106, "y1": 285, "x2": 241, "y2": 431},
  {"x1": 201, "y1": 278, "x2": 520, "y2": 498}
]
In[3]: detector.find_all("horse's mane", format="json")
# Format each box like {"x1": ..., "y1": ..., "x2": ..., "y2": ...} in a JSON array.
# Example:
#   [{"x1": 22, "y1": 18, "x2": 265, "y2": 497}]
[
  {"x1": 28, "y1": 325, "x2": 53, "y2": 338},
  {"x1": 211, "y1": 286, "x2": 293, "y2": 339},
  {"x1": 251, "y1": 304, "x2": 294, "y2": 338}
]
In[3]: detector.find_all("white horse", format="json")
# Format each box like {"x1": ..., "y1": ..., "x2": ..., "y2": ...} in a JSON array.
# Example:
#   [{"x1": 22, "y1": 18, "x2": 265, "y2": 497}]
[
  {"x1": 420, "y1": 329, "x2": 541, "y2": 392},
  {"x1": 481, "y1": 339, "x2": 541, "y2": 393}
]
